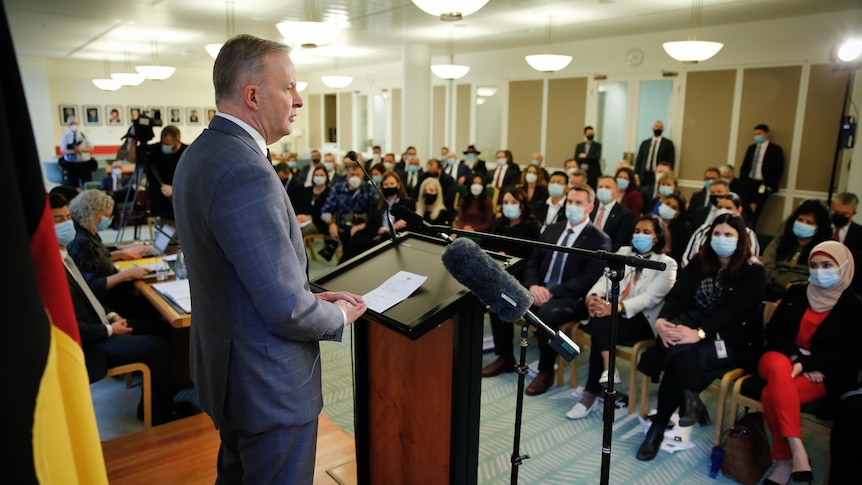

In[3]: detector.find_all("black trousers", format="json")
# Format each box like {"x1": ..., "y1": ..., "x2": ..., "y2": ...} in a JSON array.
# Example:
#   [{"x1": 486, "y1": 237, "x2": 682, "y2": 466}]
[{"x1": 583, "y1": 313, "x2": 654, "y2": 396}]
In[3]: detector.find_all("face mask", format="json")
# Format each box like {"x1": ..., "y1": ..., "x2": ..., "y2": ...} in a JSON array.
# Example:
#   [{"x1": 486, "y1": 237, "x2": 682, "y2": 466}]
[
  {"x1": 382, "y1": 187, "x2": 398, "y2": 198},
  {"x1": 548, "y1": 183, "x2": 565, "y2": 198},
  {"x1": 69, "y1": 124, "x2": 78, "y2": 132},
  {"x1": 809, "y1": 267, "x2": 842, "y2": 289},
  {"x1": 466, "y1": 153, "x2": 475, "y2": 161},
  {"x1": 709, "y1": 194, "x2": 721, "y2": 206},
  {"x1": 408, "y1": 165, "x2": 418, "y2": 173},
  {"x1": 710, "y1": 235, "x2": 738, "y2": 258},
  {"x1": 658, "y1": 203, "x2": 677, "y2": 220},
  {"x1": 324, "y1": 162, "x2": 334, "y2": 172},
  {"x1": 313, "y1": 175, "x2": 326, "y2": 186},
  {"x1": 448, "y1": 158, "x2": 458, "y2": 166},
  {"x1": 631, "y1": 234, "x2": 655, "y2": 253},
  {"x1": 502, "y1": 204, "x2": 522, "y2": 220},
  {"x1": 616, "y1": 178, "x2": 629, "y2": 191},
  {"x1": 405, "y1": 154, "x2": 413, "y2": 162},
  {"x1": 470, "y1": 184, "x2": 483, "y2": 196},
  {"x1": 372, "y1": 175, "x2": 383, "y2": 184},
  {"x1": 525, "y1": 173, "x2": 538, "y2": 184},
  {"x1": 348, "y1": 176, "x2": 362, "y2": 189},
  {"x1": 383, "y1": 162, "x2": 394, "y2": 171},
  {"x1": 530, "y1": 159, "x2": 540, "y2": 166},
  {"x1": 312, "y1": 157, "x2": 321, "y2": 164},
  {"x1": 96, "y1": 215, "x2": 113, "y2": 231},
  {"x1": 161, "y1": 144, "x2": 174, "y2": 154},
  {"x1": 566, "y1": 168, "x2": 577, "y2": 176},
  {"x1": 653, "y1": 129, "x2": 663, "y2": 137},
  {"x1": 496, "y1": 157, "x2": 506, "y2": 166},
  {"x1": 440, "y1": 158, "x2": 449, "y2": 168},
  {"x1": 658, "y1": 185, "x2": 674, "y2": 197},
  {"x1": 565, "y1": 205, "x2": 585, "y2": 224},
  {"x1": 596, "y1": 187, "x2": 613, "y2": 204},
  {"x1": 754, "y1": 135, "x2": 765, "y2": 144},
  {"x1": 831, "y1": 213, "x2": 850, "y2": 228},
  {"x1": 424, "y1": 193, "x2": 438, "y2": 205},
  {"x1": 586, "y1": 135, "x2": 594, "y2": 141},
  {"x1": 287, "y1": 161, "x2": 297, "y2": 169},
  {"x1": 55, "y1": 220, "x2": 75, "y2": 246},
  {"x1": 704, "y1": 179, "x2": 713, "y2": 190},
  {"x1": 792, "y1": 221, "x2": 816, "y2": 238}
]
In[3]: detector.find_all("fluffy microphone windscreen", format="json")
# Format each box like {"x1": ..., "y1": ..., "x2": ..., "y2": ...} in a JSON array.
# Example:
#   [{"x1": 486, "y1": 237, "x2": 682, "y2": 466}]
[{"x1": 442, "y1": 237, "x2": 533, "y2": 322}]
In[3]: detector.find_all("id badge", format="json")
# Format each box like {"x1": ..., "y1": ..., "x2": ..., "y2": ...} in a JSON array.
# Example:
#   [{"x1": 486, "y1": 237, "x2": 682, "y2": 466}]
[{"x1": 715, "y1": 339, "x2": 728, "y2": 360}]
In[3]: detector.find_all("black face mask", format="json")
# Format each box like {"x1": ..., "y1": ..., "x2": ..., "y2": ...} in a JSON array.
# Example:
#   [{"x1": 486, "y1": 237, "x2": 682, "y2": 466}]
[
  {"x1": 586, "y1": 135, "x2": 594, "y2": 141},
  {"x1": 653, "y1": 129, "x2": 663, "y2": 137},
  {"x1": 831, "y1": 213, "x2": 850, "y2": 228},
  {"x1": 709, "y1": 195, "x2": 720, "y2": 207},
  {"x1": 424, "y1": 194, "x2": 438, "y2": 205},
  {"x1": 382, "y1": 187, "x2": 399, "y2": 198}
]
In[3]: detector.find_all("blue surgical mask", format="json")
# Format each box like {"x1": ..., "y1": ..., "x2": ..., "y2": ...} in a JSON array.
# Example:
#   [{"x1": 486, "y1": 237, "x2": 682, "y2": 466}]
[
  {"x1": 530, "y1": 159, "x2": 540, "y2": 166},
  {"x1": 596, "y1": 188, "x2": 613, "y2": 204},
  {"x1": 704, "y1": 179, "x2": 713, "y2": 190},
  {"x1": 502, "y1": 204, "x2": 522, "y2": 220},
  {"x1": 658, "y1": 203, "x2": 677, "y2": 220},
  {"x1": 348, "y1": 176, "x2": 362, "y2": 189},
  {"x1": 754, "y1": 135, "x2": 765, "y2": 144},
  {"x1": 496, "y1": 157, "x2": 506, "y2": 166},
  {"x1": 161, "y1": 144, "x2": 173, "y2": 154},
  {"x1": 408, "y1": 165, "x2": 418, "y2": 173},
  {"x1": 808, "y1": 267, "x2": 841, "y2": 289},
  {"x1": 548, "y1": 183, "x2": 565, "y2": 198},
  {"x1": 449, "y1": 158, "x2": 458, "y2": 166},
  {"x1": 792, "y1": 221, "x2": 816, "y2": 238},
  {"x1": 710, "y1": 235, "x2": 738, "y2": 258},
  {"x1": 313, "y1": 175, "x2": 326, "y2": 186},
  {"x1": 616, "y1": 178, "x2": 629, "y2": 191},
  {"x1": 55, "y1": 220, "x2": 75, "y2": 246},
  {"x1": 96, "y1": 215, "x2": 113, "y2": 231},
  {"x1": 466, "y1": 153, "x2": 475, "y2": 161},
  {"x1": 372, "y1": 175, "x2": 383, "y2": 184},
  {"x1": 565, "y1": 205, "x2": 585, "y2": 224},
  {"x1": 324, "y1": 162, "x2": 334, "y2": 172},
  {"x1": 658, "y1": 185, "x2": 674, "y2": 197},
  {"x1": 287, "y1": 161, "x2": 297, "y2": 169},
  {"x1": 631, "y1": 234, "x2": 655, "y2": 253}
]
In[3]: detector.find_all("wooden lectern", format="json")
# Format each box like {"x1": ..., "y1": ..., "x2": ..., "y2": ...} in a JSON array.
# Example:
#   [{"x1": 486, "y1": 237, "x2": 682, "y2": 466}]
[{"x1": 313, "y1": 233, "x2": 522, "y2": 485}]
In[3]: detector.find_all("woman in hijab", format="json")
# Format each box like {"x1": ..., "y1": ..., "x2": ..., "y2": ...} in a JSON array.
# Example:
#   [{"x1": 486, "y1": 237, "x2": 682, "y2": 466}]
[{"x1": 759, "y1": 241, "x2": 862, "y2": 485}]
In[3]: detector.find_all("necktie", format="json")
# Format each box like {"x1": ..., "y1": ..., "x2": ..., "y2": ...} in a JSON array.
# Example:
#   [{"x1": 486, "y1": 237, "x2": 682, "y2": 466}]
[
  {"x1": 266, "y1": 148, "x2": 272, "y2": 162},
  {"x1": 595, "y1": 205, "x2": 606, "y2": 229},
  {"x1": 621, "y1": 268, "x2": 640, "y2": 300},
  {"x1": 750, "y1": 145, "x2": 761, "y2": 179},
  {"x1": 648, "y1": 139, "x2": 659, "y2": 171},
  {"x1": 63, "y1": 254, "x2": 110, "y2": 325},
  {"x1": 834, "y1": 227, "x2": 841, "y2": 241},
  {"x1": 113, "y1": 174, "x2": 119, "y2": 192},
  {"x1": 494, "y1": 167, "x2": 503, "y2": 188},
  {"x1": 547, "y1": 229, "x2": 574, "y2": 285}
]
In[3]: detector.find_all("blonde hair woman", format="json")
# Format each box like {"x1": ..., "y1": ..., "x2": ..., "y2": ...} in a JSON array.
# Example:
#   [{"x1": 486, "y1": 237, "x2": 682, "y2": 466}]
[{"x1": 415, "y1": 177, "x2": 452, "y2": 226}]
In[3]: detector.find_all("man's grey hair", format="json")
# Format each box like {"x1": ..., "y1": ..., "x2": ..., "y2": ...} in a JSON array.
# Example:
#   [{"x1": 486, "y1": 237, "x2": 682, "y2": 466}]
[
  {"x1": 834, "y1": 192, "x2": 859, "y2": 209},
  {"x1": 213, "y1": 34, "x2": 292, "y2": 106}
]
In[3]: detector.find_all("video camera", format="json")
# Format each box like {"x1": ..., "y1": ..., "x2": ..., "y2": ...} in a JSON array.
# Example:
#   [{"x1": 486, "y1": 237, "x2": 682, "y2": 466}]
[{"x1": 121, "y1": 111, "x2": 163, "y2": 144}]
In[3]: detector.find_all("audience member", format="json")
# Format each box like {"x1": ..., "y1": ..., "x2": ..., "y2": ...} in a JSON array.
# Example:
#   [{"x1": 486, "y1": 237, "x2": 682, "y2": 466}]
[
  {"x1": 635, "y1": 120, "x2": 675, "y2": 199},
  {"x1": 761, "y1": 199, "x2": 831, "y2": 301},
  {"x1": 688, "y1": 179, "x2": 731, "y2": 229},
  {"x1": 369, "y1": 162, "x2": 386, "y2": 187},
  {"x1": 686, "y1": 167, "x2": 721, "y2": 219},
  {"x1": 403, "y1": 153, "x2": 424, "y2": 199},
  {"x1": 566, "y1": 215, "x2": 678, "y2": 419},
  {"x1": 830, "y1": 192, "x2": 862, "y2": 291},
  {"x1": 319, "y1": 163, "x2": 377, "y2": 262},
  {"x1": 740, "y1": 123, "x2": 784, "y2": 226},
  {"x1": 100, "y1": 161, "x2": 131, "y2": 198},
  {"x1": 642, "y1": 161, "x2": 674, "y2": 211},
  {"x1": 298, "y1": 149, "x2": 323, "y2": 187},
  {"x1": 568, "y1": 167, "x2": 587, "y2": 188},
  {"x1": 657, "y1": 193, "x2": 692, "y2": 264},
  {"x1": 442, "y1": 150, "x2": 471, "y2": 186},
  {"x1": 518, "y1": 163, "x2": 549, "y2": 206},
  {"x1": 415, "y1": 177, "x2": 452, "y2": 226},
  {"x1": 533, "y1": 171, "x2": 568, "y2": 232},
  {"x1": 647, "y1": 169, "x2": 681, "y2": 216},
  {"x1": 574, "y1": 126, "x2": 603, "y2": 188},
  {"x1": 591, "y1": 175, "x2": 635, "y2": 251},
  {"x1": 757, "y1": 241, "x2": 860, "y2": 484},
  {"x1": 275, "y1": 162, "x2": 303, "y2": 202},
  {"x1": 615, "y1": 166, "x2": 643, "y2": 217},
  {"x1": 636, "y1": 213, "x2": 765, "y2": 461},
  {"x1": 342, "y1": 171, "x2": 415, "y2": 260},
  {"x1": 487, "y1": 149, "x2": 521, "y2": 195},
  {"x1": 529, "y1": 152, "x2": 550, "y2": 181},
  {"x1": 60, "y1": 117, "x2": 95, "y2": 187},
  {"x1": 457, "y1": 175, "x2": 495, "y2": 232},
  {"x1": 295, "y1": 166, "x2": 331, "y2": 238},
  {"x1": 420, "y1": 158, "x2": 457, "y2": 211},
  {"x1": 681, "y1": 192, "x2": 760, "y2": 267},
  {"x1": 719, "y1": 164, "x2": 744, "y2": 198}
]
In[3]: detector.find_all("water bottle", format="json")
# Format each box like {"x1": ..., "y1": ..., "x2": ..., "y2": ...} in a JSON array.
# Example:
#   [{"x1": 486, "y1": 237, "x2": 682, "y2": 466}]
[{"x1": 175, "y1": 246, "x2": 188, "y2": 280}]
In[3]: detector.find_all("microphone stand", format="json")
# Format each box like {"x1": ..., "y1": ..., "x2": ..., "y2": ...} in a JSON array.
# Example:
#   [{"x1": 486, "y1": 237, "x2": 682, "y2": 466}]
[
  {"x1": 511, "y1": 323, "x2": 530, "y2": 485},
  {"x1": 350, "y1": 153, "x2": 397, "y2": 242}
]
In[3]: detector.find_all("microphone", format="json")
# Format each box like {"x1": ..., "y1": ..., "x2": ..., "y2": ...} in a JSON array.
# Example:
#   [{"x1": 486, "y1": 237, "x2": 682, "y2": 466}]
[
  {"x1": 441, "y1": 237, "x2": 579, "y2": 362},
  {"x1": 347, "y1": 150, "x2": 397, "y2": 242}
]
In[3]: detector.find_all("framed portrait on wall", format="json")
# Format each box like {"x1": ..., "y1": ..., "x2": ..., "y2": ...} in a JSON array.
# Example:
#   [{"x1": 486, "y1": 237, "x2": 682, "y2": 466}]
[
  {"x1": 106, "y1": 105, "x2": 123, "y2": 125},
  {"x1": 186, "y1": 107, "x2": 201, "y2": 125},
  {"x1": 83, "y1": 105, "x2": 101, "y2": 125},
  {"x1": 128, "y1": 106, "x2": 142, "y2": 122},
  {"x1": 59, "y1": 105, "x2": 77, "y2": 125},
  {"x1": 168, "y1": 106, "x2": 182, "y2": 124},
  {"x1": 205, "y1": 107, "x2": 217, "y2": 123},
  {"x1": 147, "y1": 106, "x2": 163, "y2": 122}
]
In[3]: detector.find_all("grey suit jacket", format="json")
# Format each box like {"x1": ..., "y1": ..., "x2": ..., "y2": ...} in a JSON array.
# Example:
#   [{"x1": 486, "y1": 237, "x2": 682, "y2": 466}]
[{"x1": 173, "y1": 116, "x2": 344, "y2": 433}]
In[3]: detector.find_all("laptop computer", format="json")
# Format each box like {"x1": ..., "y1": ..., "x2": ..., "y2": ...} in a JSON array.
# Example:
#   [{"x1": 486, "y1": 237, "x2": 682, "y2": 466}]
[{"x1": 141, "y1": 224, "x2": 176, "y2": 257}]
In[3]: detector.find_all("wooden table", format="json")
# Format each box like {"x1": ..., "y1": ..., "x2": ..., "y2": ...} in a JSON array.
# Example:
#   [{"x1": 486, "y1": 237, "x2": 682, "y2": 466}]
[
  {"x1": 106, "y1": 162, "x2": 136, "y2": 174},
  {"x1": 135, "y1": 279, "x2": 190, "y2": 328}
]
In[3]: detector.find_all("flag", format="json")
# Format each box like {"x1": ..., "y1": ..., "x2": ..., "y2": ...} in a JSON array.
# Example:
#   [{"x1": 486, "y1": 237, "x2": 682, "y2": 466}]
[{"x1": 0, "y1": 2, "x2": 108, "y2": 483}]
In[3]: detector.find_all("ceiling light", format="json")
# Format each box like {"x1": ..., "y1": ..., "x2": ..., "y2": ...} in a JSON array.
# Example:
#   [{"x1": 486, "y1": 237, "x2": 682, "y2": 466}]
[
  {"x1": 321, "y1": 75, "x2": 352, "y2": 89},
  {"x1": 476, "y1": 87, "x2": 497, "y2": 97},
  {"x1": 432, "y1": 32, "x2": 471, "y2": 80},
  {"x1": 276, "y1": 21, "x2": 342, "y2": 48},
  {"x1": 135, "y1": 65, "x2": 176, "y2": 80},
  {"x1": 92, "y1": 78, "x2": 122, "y2": 91},
  {"x1": 411, "y1": 0, "x2": 489, "y2": 21},
  {"x1": 297, "y1": 81, "x2": 308, "y2": 92},
  {"x1": 837, "y1": 39, "x2": 862, "y2": 62},
  {"x1": 662, "y1": 0, "x2": 723, "y2": 63},
  {"x1": 205, "y1": 43, "x2": 223, "y2": 59},
  {"x1": 476, "y1": 97, "x2": 487, "y2": 105},
  {"x1": 111, "y1": 72, "x2": 145, "y2": 86},
  {"x1": 525, "y1": 16, "x2": 572, "y2": 73},
  {"x1": 206, "y1": 1, "x2": 235, "y2": 60}
]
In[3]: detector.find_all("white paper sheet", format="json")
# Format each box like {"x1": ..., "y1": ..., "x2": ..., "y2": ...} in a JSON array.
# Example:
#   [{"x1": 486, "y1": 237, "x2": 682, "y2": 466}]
[
  {"x1": 362, "y1": 271, "x2": 427, "y2": 313},
  {"x1": 152, "y1": 279, "x2": 192, "y2": 313}
]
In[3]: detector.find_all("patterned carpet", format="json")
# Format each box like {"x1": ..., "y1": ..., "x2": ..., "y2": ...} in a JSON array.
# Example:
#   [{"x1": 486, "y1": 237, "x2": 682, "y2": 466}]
[{"x1": 319, "y1": 319, "x2": 830, "y2": 485}]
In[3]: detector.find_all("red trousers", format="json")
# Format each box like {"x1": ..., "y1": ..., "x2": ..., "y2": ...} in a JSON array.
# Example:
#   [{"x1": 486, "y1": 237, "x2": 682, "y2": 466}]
[{"x1": 757, "y1": 351, "x2": 826, "y2": 460}]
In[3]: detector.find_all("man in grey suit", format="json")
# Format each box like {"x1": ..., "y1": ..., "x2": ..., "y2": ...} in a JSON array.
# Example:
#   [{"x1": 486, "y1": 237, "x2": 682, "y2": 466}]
[{"x1": 173, "y1": 34, "x2": 367, "y2": 484}]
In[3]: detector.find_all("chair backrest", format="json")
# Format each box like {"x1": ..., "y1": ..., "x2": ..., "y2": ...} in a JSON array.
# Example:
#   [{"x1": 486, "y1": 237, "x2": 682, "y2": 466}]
[{"x1": 763, "y1": 300, "x2": 779, "y2": 325}]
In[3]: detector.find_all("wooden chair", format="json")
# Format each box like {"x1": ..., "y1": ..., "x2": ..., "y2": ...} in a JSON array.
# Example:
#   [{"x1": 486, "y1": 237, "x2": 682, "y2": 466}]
[
  {"x1": 105, "y1": 362, "x2": 152, "y2": 428},
  {"x1": 303, "y1": 233, "x2": 340, "y2": 261}
]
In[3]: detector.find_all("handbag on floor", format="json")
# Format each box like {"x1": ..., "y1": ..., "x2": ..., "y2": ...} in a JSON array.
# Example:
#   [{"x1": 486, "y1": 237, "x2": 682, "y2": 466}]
[{"x1": 719, "y1": 410, "x2": 772, "y2": 485}]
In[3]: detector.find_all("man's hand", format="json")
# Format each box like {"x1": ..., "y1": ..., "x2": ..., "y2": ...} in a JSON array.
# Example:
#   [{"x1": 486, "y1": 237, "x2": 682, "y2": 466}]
[
  {"x1": 334, "y1": 299, "x2": 368, "y2": 324},
  {"x1": 328, "y1": 223, "x2": 340, "y2": 239},
  {"x1": 320, "y1": 291, "x2": 368, "y2": 324},
  {"x1": 160, "y1": 184, "x2": 173, "y2": 197},
  {"x1": 296, "y1": 214, "x2": 311, "y2": 223},
  {"x1": 578, "y1": 153, "x2": 586, "y2": 158},
  {"x1": 350, "y1": 223, "x2": 366, "y2": 237},
  {"x1": 529, "y1": 285, "x2": 551, "y2": 306},
  {"x1": 110, "y1": 316, "x2": 133, "y2": 336}
]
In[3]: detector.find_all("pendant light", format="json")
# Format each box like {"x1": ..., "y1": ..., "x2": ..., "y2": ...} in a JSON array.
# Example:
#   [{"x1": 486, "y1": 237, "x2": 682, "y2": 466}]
[
  {"x1": 276, "y1": 0, "x2": 342, "y2": 48},
  {"x1": 206, "y1": 1, "x2": 235, "y2": 59},
  {"x1": 662, "y1": 0, "x2": 723, "y2": 63},
  {"x1": 431, "y1": 32, "x2": 470, "y2": 80},
  {"x1": 136, "y1": 38, "x2": 176, "y2": 80},
  {"x1": 411, "y1": 0, "x2": 489, "y2": 21},
  {"x1": 525, "y1": 16, "x2": 572, "y2": 73},
  {"x1": 93, "y1": 59, "x2": 122, "y2": 91}
]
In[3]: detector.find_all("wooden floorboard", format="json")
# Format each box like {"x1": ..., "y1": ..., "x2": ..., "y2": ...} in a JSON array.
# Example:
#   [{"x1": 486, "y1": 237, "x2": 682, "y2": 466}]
[{"x1": 102, "y1": 413, "x2": 356, "y2": 484}]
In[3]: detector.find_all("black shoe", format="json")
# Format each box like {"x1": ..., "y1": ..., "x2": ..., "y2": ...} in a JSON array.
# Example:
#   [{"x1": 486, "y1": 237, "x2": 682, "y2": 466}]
[
  {"x1": 679, "y1": 390, "x2": 710, "y2": 427},
  {"x1": 318, "y1": 240, "x2": 339, "y2": 261},
  {"x1": 790, "y1": 470, "x2": 813, "y2": 484},
  {"x1": 636, "y1": 421, "x2": 665, "y2": 461},
  {"x1": 481, "y1": 355, "x2": 516, "y2": 377}
]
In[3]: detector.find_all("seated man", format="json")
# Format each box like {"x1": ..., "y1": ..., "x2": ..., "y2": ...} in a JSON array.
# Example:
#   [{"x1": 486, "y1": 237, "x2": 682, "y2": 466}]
[
  {"x1": 274, "y1": 161, "x2": 303, "y2": 202},
  {"x1": 519, "y1": 185, "x2": 611, "y2": 395},
  {"x1": 591, "y1": 175, "x2": 635, "y2": 251},
  {"x1": 533, "y1": 170, "x2": 569, "y2": 232},
  {"x1": 51, "y1": 193, "x2": 178, "y2": 425},
  {"x1": 688, "y1": 179, "x2": 730, "y2": 230},
  {"x1": 681, "y1": 192, "x2": 760, "y2": 267},
  {"x1": 319, "y1": 162, "x2": 378, "y2": 262}
]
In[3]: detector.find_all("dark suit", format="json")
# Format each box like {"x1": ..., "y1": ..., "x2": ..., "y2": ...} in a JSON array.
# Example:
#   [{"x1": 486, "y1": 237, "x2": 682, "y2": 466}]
[
  {"x1": 523, "y1": 221, "x2": 612, "y2": 372},
  {"x1": 282, "y1": 173, "x2": 304, "y2": 203},
  {"x1": 173, "y1": 116, "x2": 345, "y2": 481},
  {"x1": 532, "y1": 198, "x2": 566, "y2": 230},
  {"x1": 591, "y1": 202, "x2": 634, "y2": 251},
  {"x1": 634, "y1": 137, "x2": 675, "y2": 188},
  {"x1": 842, "y1": 222, "x2": 862, "y2": 292},
  {"x1": 470, "y1": 158, "x2": 489, "y2": 184},
  {"x1": 444, "y1": 160, "x2": 472, "y2": 185},
  {"x1": 488, "y1": 162, "x2": 521, "y2": 193},
  {"x1": 739, "y1": 141, "x2": 784, "y2": 225},
  {"x1": 574, "y1": 141, "x2": 602, "y2": 188},
  {"x1": 404, "y1": 168, "x2": 424, "y2": 199},
  {"x1": 686, "y1": 188, "x2": 709, "y2": 219}
]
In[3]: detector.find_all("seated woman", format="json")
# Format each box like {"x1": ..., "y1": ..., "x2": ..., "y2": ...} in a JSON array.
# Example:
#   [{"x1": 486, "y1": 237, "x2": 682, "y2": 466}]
[
  {"x1": 761, "y1": 199, "x2": 832, "y2": 301},
  {"x1": 759, "y1": 241, "x2": 861, "y2": 485},
  {"x1": 517, "y1": 164, "x2": 549, "y2": 206},
  {"x1": 615, "y1": 166, "x2": 644, "y2": 217},
  {"x1": 481, "y1": 188, "x2": 542, "y2": 376},
  {"x1": 369, "y1": 162, "x2": 386, "y2": 188},
  {"x1": 457, "y1": 175, "x2": 495, "y2": 232},
  {"x1": 636, "y1": 213, "x2": 766, "y2": 461},
  {"x1": 656, "y1": 193, "x2": 691, "y2": 264},
  {"x1": 416, "y1": 177, "x2": 452, "y2": 226},
  {"x1": 649, "y1": 171, "x2": 683, "y2": 216},
  {"x1": 341, "y1": 170, "x2": 415, "y2": 260},
  {"x1": 296, "y1": 165, "x2": 332, "y2": 237},
  {"x1": 66, "y1": 189, "x2": 152, "y2": 316},
  {"x1": 566, "y1": 215, "x2": 678, "y2": 419}
]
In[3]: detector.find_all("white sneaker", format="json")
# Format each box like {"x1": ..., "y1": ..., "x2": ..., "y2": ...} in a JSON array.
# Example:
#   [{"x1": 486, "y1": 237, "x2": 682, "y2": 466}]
[
  {"x1": 565, "y1": 399, "x2": 599, "y2": 420},
  {"x1": 599, "y1": 369, "x2": 621, "y2": 385}
]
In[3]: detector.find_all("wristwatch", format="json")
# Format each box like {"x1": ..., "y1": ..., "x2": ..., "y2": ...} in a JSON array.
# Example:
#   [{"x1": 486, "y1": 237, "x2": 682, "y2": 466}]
[{"x1": 697, "y1": 328, "x2": 707, "y2": 340}]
